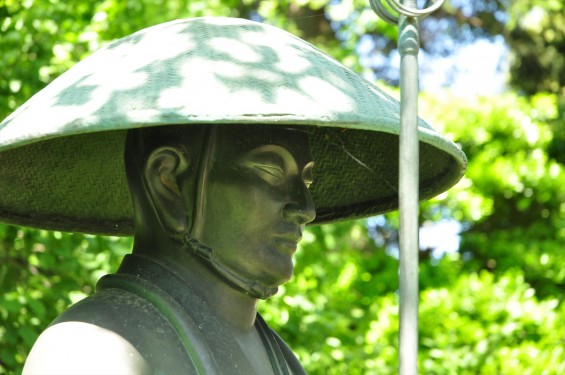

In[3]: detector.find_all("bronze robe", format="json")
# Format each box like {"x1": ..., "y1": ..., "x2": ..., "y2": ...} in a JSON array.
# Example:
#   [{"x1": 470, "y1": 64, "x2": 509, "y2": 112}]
[{"x1": 51, "y1": 254, "x2": 306, "y2": 374}]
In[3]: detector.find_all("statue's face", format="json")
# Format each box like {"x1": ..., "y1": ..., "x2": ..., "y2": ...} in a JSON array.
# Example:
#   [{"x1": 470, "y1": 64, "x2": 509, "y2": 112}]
[{"x1": 193, "y1": 126, "x2": 316, "y2": 289}]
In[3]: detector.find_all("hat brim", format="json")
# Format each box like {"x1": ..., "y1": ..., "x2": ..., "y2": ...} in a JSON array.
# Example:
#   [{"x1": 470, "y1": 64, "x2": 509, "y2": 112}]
[{"x1": 0, "y1": 17, "x2": 466, "y2": 235}]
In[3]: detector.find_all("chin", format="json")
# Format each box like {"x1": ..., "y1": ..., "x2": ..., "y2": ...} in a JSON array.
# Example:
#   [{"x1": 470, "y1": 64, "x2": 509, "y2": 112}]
[
  {"x1": 248, "y1": 245, "x2": 295, "y2": 288},
  {"x1": 280, "y1": 259, "x2": 296, "y2": 277},
  {"x1": 267, "y1": 265, "x2": 294, "y2": 287}
]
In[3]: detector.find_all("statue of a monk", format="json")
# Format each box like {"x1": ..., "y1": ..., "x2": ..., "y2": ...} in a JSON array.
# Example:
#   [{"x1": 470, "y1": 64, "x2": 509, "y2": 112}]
[
  {"x1": 25, "y1": 124, "x2": 315, "y2": 374},
  {"x1": 0, "y1": 17, "x2": 466, "y2": 374}
]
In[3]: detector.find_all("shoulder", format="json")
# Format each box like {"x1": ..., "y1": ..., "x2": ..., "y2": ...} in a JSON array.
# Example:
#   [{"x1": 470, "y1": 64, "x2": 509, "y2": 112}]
[
  {"x1": 24, "y1": 285, "x2": 197, "y2": 374},
  {"x1": 23, "y1": 320, "x2": 151, "y2": 375}
]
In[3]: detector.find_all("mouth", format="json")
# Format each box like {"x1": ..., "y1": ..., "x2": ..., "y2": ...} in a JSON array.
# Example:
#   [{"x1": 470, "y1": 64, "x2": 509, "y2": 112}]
[{"x1": 272, "y1": 233, "x2": 302, "y2": 254}]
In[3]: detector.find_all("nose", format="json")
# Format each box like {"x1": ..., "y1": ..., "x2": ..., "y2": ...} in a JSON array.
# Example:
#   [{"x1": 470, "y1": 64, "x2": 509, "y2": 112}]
[{"x1": 282, "y1": 182, "x2": 316, "y2": 225}]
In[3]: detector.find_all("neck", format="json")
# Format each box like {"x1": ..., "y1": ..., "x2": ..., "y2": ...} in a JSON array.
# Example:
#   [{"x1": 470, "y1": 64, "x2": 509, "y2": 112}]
[{"x1": 132, "y1": 236, "x2": 260, "y2": 332}]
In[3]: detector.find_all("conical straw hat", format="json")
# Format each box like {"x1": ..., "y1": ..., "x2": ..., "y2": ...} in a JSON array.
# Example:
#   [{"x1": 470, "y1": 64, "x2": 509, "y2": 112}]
[{"x1": 0, "y1": 17, "x2": 466, "y2": 235}]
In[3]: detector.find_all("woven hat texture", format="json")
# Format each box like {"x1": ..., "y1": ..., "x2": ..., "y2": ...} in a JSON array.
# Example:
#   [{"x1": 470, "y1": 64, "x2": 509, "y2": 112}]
[{"x1": 0, "y1": 17, "x2": 466, "y2": 235}]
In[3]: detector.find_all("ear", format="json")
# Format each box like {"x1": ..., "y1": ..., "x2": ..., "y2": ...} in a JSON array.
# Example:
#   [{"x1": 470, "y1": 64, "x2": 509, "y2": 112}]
[{"x1": 143, "y1": 146, "x2": 189, "y2": 234}]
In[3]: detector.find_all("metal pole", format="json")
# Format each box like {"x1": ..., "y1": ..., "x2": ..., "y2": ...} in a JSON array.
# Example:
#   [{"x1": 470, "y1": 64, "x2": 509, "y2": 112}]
[
  {"x1": 398, "y1": 4, "x2": 420, "y2": 374},
  {"x1": 368, "y1": 1, "x2": 445, "y2": 374}
]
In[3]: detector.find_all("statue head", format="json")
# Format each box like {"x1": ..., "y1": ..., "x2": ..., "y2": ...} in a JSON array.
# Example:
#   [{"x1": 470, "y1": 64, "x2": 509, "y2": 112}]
[{"x1": 124, "y1": 124, "x2": 316, "y2": 298}]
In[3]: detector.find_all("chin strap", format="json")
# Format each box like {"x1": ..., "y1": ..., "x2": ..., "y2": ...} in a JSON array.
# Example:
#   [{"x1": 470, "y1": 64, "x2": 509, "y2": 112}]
[{"x1": 170, "y1": 232, "x2": 278, "y2": 300}]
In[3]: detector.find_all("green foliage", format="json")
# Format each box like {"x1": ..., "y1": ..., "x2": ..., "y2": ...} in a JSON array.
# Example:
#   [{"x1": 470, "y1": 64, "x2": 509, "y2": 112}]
[
  {"x1": 263, "y1": 223, "x2": 565, "y2": 374},
  {"x1": 418, "y1": 267, "x2": 565, "y2": 375},
  {"x1": 422, "y1": 91, "x2": 565, "y2": 300},
  {"x1": 2, "y1": 0, "x2": 565, "y2": 374},
  {"x1": 0, "y1": 227, "x2": 129, "y2": 372},
  {"x1": 506, "y1": 1, "x2": 565, "y2": 96}
]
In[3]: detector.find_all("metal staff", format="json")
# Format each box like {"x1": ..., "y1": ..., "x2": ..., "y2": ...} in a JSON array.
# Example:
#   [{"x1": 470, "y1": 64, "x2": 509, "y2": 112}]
[{"x1": 369, "y1": 1, "x2": 445, "y2": 374}]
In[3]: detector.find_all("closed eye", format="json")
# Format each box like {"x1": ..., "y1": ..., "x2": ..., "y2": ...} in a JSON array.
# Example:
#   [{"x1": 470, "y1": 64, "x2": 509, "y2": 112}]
[
  {"x1": 254, "y1": 164, "x2": 284, "y2": 179},
  {"x1": 251, "y1": 164, "x2": 285, "y2": 186}
]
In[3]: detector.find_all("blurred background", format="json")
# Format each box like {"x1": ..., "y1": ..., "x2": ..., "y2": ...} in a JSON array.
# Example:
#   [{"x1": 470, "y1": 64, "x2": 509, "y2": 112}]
[{"x1": 1, "y1": 0, "x2": 564, "y2": 373}]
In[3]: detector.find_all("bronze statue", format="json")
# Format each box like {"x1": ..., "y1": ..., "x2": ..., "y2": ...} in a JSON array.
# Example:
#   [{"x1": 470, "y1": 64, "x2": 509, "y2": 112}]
[
  {"x1": 24, "y1": 125, "x2": 314, "y2": 373},
  {"x1": 0, "y1": 17, "x2": 466, "y2": 374}
]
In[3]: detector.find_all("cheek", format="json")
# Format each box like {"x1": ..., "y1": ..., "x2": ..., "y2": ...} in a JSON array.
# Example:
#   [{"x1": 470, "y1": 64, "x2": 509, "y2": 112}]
[
  {"x1": 220, "y1": 174, "x2": 286, "y2": 213},
  {"x1": 201, "y1": 183, "x2": 280, "y2": 242}
]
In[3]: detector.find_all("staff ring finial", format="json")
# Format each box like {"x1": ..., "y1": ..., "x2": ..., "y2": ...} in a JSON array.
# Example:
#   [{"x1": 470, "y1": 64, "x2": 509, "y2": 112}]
[{"x1": 369, "y1": 0, "x2": 445, "y2": 24}]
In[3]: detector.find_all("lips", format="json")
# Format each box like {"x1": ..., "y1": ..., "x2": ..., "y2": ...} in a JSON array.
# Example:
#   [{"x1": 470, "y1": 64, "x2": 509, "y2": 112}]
[{"x1": 272, "y1": 232, "x2": 302, "y2": 254}]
